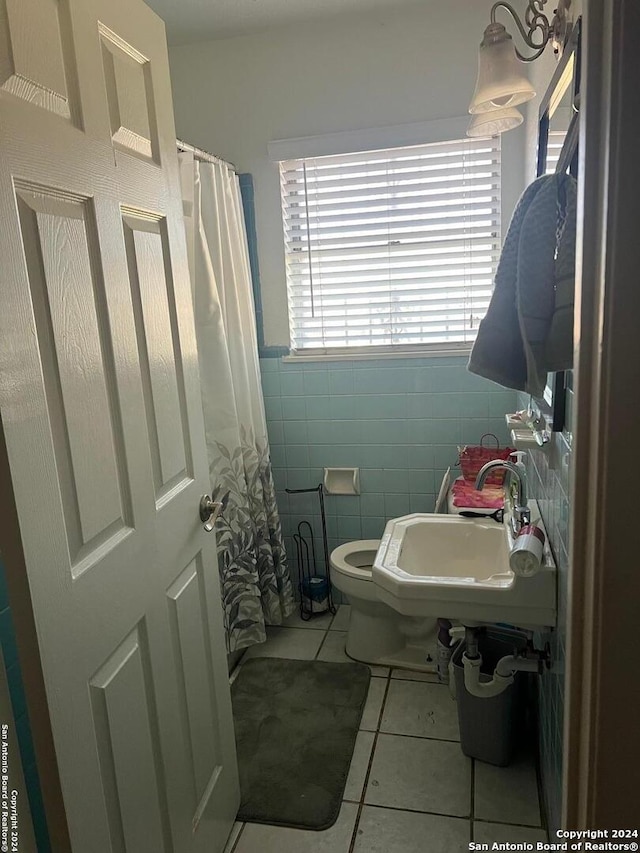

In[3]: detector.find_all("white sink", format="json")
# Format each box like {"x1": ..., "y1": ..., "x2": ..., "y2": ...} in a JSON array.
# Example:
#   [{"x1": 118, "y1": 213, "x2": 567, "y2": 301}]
[{"x1": 372, "y1": 505, "x2": 556, "y2": 628}]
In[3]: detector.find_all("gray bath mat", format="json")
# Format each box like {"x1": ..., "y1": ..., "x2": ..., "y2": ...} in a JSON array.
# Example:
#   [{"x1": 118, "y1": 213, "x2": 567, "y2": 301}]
[{"x1": 231, "y1": 656, "x2": 371, "y2": 830}]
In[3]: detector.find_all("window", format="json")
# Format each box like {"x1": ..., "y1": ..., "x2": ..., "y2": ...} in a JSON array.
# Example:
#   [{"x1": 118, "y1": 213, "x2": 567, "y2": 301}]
[
  {"x1": 545, "y1": 130, "x2": 567, "y2": 175},
  {"x1": 278, "y1": 136, "x2": 501, "y2": 355},
  {"x1": 545, "y1": 129, "x2": 567, "y2": 174}
]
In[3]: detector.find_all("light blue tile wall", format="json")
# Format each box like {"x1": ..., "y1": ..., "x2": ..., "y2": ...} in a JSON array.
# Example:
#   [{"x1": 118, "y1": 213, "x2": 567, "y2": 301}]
[
  {"x1": 261, "y1": 355, "x2": 517, "y2": 602},
  {"x1": 525, "y1": 431, "x2": 571, "y2": 836},
  {"x1": 0, "y1": 558, "x2": 50, "y2": 851}
]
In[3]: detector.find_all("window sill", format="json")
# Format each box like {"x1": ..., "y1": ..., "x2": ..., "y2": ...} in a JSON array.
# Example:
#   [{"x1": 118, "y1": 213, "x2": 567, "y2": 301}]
[{"x1": 282, "y1": 344, "x2": 473, "y2": 363}]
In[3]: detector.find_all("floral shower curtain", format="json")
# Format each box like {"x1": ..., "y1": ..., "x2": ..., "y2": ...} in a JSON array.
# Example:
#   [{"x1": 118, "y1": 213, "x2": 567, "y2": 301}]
[{"x1": 179, "y1": 151, "x2": 294, "y2": 652}]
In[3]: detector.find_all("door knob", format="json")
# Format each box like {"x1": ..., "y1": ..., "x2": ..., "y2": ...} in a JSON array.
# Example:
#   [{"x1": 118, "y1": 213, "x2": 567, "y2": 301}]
[{"x1": 199, "y1": 495, "x2": 223, "y2": 532}]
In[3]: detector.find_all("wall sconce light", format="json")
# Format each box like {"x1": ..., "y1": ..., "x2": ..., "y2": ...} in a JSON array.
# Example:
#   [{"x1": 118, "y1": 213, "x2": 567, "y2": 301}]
[
  {"x1": 467, "y1": 106, "x2": 524, "y2": 137},
  {"x1": 468, "y1": 0, "x2": 572, "y2": 134}
]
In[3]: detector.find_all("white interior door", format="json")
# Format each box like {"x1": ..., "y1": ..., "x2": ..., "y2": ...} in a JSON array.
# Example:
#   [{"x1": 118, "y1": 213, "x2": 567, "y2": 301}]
[{"x1": 0, "y1": 0, "x2": 240, "y2": 850}]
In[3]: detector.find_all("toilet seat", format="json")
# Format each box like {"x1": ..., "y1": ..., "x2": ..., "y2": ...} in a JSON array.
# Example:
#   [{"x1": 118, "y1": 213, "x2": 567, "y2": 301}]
[
  {"x1": 330, "y1": 540, "x2": 380, "y2": 581},
  {"x1": 329, "y1": 538, "x2": 438, "y2": 672}
]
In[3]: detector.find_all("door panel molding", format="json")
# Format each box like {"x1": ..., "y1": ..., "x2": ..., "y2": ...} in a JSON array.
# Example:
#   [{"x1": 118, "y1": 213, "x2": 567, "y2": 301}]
[
  {"x1": 90, "y1": 624, "x2": 173, "y2": 853},
  {"x1": 167, "y1": 556, "x2": 224, "y2": 803},
  {"x1": 15, "y1": 185, "x2": 135, "y2": 574},
  {"x1": 0, "y1": 0, "x2": 81, "y2": 125}
]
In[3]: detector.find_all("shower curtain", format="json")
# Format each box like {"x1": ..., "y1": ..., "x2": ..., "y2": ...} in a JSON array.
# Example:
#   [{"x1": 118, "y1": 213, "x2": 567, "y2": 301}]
[{"x1": 179, "y1": 150, "x2": 294, "y2": 652}]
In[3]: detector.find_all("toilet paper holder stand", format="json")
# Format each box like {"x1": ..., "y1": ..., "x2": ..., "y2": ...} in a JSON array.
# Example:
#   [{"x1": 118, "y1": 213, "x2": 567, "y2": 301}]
[{"x1": 285, "y1": 482, "x2": 336, "y2": 621}]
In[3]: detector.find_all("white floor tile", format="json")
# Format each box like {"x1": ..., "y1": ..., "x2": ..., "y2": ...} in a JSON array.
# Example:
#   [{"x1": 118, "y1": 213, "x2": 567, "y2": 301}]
[
  {"x1": 354, "y1": 806, "x2": 470, "y2": 853},
  {"x1": 365, "y1": 734, "x2": 471, "y2": 817},
  {"x1": 343, "y1": 730, "x2": 375, "y2": 802},
  {"x1": 223, "y1": 822, "x2": 244, "y2": 853},
  {"x1": 316, "y1": 633, "x2": 389, "y2": 676},
  {"x1": 282, "y1": 609, "x2": 335, "y2": 630},
  {"x1": 360, "y1": 678, "x2": 387, "y2": 731},
  {"x1": 474, "y1": 755, "x2": 542, "y2": 827},
  {"x1": 330, "y1": 605, "x2": 352, "y2": 631},
  {"x1": 368, "y1": 665, "x2": 391, "y2": 677},
  {"x1": 242, "y1": 627, "x2": 324, "y2": 661},
  {"x1": 229, "y1": 663, "x2": 243, "y2": 686},
  {"x1": 234, "y1": 802, "x2": 358, "y2": 853},
  {"x1": 473, "y1": 821, "x2": 548, "y2": 844},
  {"x1": 317, "y1": 631, "x2": 351, "y2": 663},
  {"x1": 391, "y1": 668, "x2": 441, "y2": 683},
  {"x1": 380, "y1": 680, "x2": 460, "y2": 741}
]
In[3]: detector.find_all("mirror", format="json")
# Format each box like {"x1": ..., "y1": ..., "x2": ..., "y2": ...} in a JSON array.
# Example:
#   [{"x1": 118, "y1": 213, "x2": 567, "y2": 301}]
[
  {"x1": 533, "y1": 19, "x2": 581, "y2": 436},
  {"x1": 541, "y1": 54, "x2": 577, "y2": 175}
]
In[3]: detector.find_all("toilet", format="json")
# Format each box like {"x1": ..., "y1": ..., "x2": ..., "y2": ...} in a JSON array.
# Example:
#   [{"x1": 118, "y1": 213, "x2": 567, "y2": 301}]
[{"x1": 330, "y1": 540, "x2": 438, "y2": 672}]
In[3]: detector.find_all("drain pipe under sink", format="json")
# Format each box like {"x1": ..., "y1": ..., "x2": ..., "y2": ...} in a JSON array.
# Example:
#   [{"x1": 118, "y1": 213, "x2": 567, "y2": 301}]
[
  {"x1": 449, "y1": 626, "x2": 548, "y2": 699},
  {"x1": 462, "y1": 650, "x2": 540, "y2": 698},
  {"x1": 457, "y1": 625, "x2": 545, "y2": 698}
]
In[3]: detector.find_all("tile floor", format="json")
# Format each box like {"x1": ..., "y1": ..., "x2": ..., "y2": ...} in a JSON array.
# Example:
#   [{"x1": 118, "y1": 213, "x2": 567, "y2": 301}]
[{"x1": 227, "y1": 606, "x2": 548, "y2": 853}]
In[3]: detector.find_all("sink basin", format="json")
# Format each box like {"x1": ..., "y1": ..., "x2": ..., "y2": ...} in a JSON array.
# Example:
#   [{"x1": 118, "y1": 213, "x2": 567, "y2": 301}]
[{"x1": 372, "y1": 507, "x2": 556, "y2": 628}]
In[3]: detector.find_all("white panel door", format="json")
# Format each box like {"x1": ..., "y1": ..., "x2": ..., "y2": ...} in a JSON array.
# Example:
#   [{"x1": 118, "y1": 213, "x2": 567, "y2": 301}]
[{"x1": 0, "y1": 0, "x2": 240, "y2": 851}]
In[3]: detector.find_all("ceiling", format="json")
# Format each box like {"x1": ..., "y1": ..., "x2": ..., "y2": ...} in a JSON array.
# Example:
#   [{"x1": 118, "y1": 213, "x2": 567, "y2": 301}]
[{"x1": 146, "y1": 0, "x2": 427, "y2": 45}]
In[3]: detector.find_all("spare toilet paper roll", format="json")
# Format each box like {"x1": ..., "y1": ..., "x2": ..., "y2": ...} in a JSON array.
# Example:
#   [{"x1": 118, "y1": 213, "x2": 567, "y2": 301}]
[
  {"x1": 301, "y1": 576, "x2": 329, "y2": 613},
  {"x1": 509, "y1": 524, "x2": 546, "y2": 577}
]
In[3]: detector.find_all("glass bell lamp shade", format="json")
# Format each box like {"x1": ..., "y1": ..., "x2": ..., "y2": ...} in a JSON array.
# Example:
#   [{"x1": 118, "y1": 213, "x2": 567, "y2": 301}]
[
  {"x1": 467, "y1": 106, "x2": 523, "y2": 137},
  {"x1": 469, "y1": 23, "x2": 536, "y2": 114}
]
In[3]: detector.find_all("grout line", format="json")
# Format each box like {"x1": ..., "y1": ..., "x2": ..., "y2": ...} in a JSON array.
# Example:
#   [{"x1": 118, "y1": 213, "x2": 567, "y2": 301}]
[
  {"x1": 313, "y1": 633, "x2": 324, "y2": 661},
  {"x1": 471, "y1": 758, "x2": 475, "y2": 819},
  {"x1": 375, "y1": 675, "x2": 391, "y2": 734},
  {"x1": 472, "y1": 816, "x2": 545, "y2": 830},
  {"x1": 347, "y1": 675, "x2": 391, "y2": 853},
  {"x1": 373, "y1": 730, "x2": 462, "y2": 745},
  {"x1": 532, "y1": 696, "x2": 549, "y2": 839},
  {"x1": 346, "y1": 804, "x2": 549, "y2": 837},
  {"x1": 328, "y1": 607, "x2": 337, "y2": 631},
  {"x1": 389, "y1": 673, "x2": 440, "y2": 682},
  {"x1": 346, "y1": 801, "x2": 471, "y2": 822},
  {"x1": 313, "y1": 625, "x2": 332, "y2": 661},
  {"x1": 228, "y1": 655, "x2": 245, "y2": 686},
  {"x1": 226, "y1": 822, "x2": 245, "y2": 853},
  {"x1": 347, "y1": 753, "x2": 372, "y2": 851},
  {"x1": 470, "y1": 759, "x2": 476, "y2": 843}
]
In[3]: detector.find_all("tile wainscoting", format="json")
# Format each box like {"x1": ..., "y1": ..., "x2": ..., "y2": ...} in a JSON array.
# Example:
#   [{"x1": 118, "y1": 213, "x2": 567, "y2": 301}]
[
  {"x1": 0, "y1": 557, "x2": 49, "y2": 850},
  {"x1": 260, "y1": 354, "x2": 516, "y2": 598},
  {"x1": 524, "y1": 429, "x2": 571, "y2": 836}
]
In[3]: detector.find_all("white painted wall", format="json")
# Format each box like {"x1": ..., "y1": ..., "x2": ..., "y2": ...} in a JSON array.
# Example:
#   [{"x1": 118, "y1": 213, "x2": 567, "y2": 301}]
[{"x1": 169, "y1": 2, "x2": 533, "y2": 346}]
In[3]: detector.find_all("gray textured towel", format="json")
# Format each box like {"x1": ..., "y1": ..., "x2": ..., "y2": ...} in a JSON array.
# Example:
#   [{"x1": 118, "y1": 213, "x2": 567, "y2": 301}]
[{"x1": 468, "y1": 173, "x2": 577, "y2": 396}]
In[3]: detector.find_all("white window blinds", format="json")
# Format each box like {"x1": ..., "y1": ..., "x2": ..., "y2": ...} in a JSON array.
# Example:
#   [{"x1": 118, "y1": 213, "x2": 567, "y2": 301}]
[
  {"x1": 545, "y1": 129, "x2": 567, "y2": 174},
  {"x1": 279, "y1": 136, "x2": 501, "y2": 354}
]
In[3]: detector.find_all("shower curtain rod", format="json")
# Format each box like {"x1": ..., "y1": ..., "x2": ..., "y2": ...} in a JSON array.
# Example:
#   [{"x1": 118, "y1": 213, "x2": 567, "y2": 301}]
[{"x1": 176, "y1": 138, "x2": 237, "y2": 172}]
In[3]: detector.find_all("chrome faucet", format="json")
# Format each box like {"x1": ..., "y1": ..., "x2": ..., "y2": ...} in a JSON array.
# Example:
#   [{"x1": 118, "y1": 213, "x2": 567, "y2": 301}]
[{"x1": 475, "y1": 460, "x2": 530, "y2": 536}]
